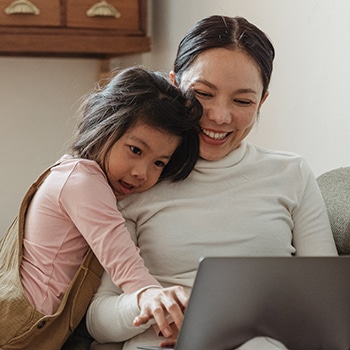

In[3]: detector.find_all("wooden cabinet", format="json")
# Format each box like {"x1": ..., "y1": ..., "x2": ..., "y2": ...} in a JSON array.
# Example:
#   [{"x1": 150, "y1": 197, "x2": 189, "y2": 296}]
[{"x1": 0, "y1": 0, "x2": 150, "y2": 57}]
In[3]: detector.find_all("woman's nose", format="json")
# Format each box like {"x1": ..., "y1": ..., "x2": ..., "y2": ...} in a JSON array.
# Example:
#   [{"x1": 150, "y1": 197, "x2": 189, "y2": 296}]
[{"x1": 208, "y1": 102, "x2": 232, "y2": 125}]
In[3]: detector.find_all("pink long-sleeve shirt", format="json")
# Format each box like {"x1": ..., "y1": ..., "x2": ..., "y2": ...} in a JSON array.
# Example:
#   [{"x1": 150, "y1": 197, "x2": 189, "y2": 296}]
[{"x1": 21, "y1": 156, "x2": 159, "y2": 315}]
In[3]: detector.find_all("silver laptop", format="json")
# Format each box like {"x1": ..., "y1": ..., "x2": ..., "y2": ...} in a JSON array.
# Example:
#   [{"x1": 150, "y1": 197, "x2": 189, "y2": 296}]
[{"x1": 138, "y1": 256, "x2": 350, "y2": 350}]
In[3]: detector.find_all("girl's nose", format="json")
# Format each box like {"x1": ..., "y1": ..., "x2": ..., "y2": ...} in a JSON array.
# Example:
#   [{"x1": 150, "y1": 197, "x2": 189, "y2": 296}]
[{"x1": 131, "y1": 163, "x2": 147, "y2": 181}]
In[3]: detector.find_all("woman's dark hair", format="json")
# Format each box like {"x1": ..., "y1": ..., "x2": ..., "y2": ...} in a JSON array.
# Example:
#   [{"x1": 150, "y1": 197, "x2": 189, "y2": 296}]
[
  {"x1": 173, "y1": 15, "x2": 275, "y2": 98},
  {"x1": 70, "y1": 66, "x2": 201, "y2": 181}
]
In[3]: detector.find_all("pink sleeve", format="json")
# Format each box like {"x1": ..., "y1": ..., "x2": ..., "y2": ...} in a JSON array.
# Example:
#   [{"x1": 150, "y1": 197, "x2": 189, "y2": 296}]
[{"x1": 59, "y1": 162, "x2": 160, "y2": 292}]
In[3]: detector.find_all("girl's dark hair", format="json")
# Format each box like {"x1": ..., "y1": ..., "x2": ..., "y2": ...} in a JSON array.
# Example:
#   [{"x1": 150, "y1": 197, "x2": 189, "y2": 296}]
[
  {"x1": 173, "y1": 15, "x2": 275, "y2": 98},
  {"x1": 70, "y1": 66, "x2": 201, "y2": 181}
]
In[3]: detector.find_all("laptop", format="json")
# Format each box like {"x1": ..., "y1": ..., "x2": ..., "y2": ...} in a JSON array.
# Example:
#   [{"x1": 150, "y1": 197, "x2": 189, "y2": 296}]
[{"x1": 138, "y1": 256, "x2": 350, "y2": 350}]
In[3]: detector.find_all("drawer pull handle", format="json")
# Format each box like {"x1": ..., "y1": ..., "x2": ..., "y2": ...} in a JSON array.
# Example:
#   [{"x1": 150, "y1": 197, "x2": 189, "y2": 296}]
[
  {"x1": 4, "y1": 0, "x2": 40, "y2": 15},
  {"x1": 86, "y1": 1, "x2": 121, "y2": 18}
]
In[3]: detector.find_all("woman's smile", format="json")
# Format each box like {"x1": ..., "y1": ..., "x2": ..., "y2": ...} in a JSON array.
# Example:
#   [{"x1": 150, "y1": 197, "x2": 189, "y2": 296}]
[{"x1": 201, "y1": 127, "x2": 231, "y2": 141}]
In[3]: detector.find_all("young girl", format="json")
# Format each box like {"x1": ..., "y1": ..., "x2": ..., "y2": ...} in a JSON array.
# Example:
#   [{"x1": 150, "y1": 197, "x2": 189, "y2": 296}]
[{"x1": 0, "y1": 66, "x2": 201, "y2": 349}]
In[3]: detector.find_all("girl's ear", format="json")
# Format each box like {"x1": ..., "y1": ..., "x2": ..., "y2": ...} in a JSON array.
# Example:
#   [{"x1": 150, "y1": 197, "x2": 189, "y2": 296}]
[{"x1": 169, "y1": 71, "x2": 178, "y2": 87}]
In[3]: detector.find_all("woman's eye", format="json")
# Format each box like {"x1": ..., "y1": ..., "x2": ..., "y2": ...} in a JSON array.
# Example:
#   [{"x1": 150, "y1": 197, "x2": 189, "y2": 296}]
[
  {"x1": 235, "y1": 99, "x2": 252, "y2": 106},
  {"x1": 154, "y1": 160, "x2": 166, "y2": 168},
  {"x1": 130, "y1": 146, "x2": 141, "y2": 155},
  {"x1": 194, "y1": 90, "x2": 212, "y2": 98}
]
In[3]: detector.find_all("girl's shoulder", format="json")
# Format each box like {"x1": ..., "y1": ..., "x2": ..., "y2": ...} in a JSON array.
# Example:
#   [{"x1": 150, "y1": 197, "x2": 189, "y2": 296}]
[
  {"x1": 51, "y1": 155, "x2": 105, "y2": 183},
  {"x1": 56, "y1": 155, "x2": 101, "y2": 172}
]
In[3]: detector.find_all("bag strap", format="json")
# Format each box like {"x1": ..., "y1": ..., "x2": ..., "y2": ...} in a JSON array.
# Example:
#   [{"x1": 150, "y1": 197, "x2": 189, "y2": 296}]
[{"x1": 17, "y1": 163, "x2": 60, "y2": 261}]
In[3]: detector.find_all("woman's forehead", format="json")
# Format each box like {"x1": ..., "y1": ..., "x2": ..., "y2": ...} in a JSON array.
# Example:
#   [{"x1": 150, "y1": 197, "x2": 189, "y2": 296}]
[{"x1": 180, "y1": 48, "x2": 263, "y2": 93}]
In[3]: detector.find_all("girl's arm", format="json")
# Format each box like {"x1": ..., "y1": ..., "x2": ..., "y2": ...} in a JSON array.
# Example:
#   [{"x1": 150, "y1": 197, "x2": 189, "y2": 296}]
[{"x1": 61, "y1": 162, "x2": 187, "y2": 339}]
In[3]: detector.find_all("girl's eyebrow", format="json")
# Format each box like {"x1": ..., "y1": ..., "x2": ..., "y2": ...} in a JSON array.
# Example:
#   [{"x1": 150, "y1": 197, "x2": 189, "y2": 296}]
[
  {"x1": 129, "y1": 135, "x2": 172, "y2": 159},
  {"x1": 129, "y1": 135, "x2": 149, "y2": 150}
]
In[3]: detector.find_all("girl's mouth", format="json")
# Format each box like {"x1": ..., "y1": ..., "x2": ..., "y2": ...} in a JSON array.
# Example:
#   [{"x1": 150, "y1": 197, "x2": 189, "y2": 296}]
[{"x1": 118, "y1": 180, "x2": 136, "y2": 195}]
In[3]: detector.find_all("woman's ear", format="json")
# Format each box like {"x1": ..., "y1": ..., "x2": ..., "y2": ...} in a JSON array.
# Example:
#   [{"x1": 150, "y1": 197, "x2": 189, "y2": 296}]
[
  {"x1": 259, "y1": 91, "x2": 269, "y2": 108},
  {"x1": 169, "y1": 71, "x2": 178, "y2": 86}
]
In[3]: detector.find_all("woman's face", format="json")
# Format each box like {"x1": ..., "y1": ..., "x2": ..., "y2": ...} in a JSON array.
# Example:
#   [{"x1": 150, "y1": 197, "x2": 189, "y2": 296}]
[{"x1": 174, "y1": 48, "x2": 268, "y2": 161}]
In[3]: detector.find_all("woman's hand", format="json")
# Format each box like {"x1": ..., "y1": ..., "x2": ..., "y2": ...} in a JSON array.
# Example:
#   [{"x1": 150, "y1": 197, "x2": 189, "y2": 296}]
[
  {"x1": 134, "y1": 286, "x2": 189, "y2": 338},
  {"x1": 159, "y1": 322, "x2": 179, "y2": 348}
]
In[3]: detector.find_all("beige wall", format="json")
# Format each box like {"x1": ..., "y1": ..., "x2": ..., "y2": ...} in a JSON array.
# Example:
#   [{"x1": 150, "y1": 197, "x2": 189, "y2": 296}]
[
  {"x1": 0, "y1": 58, "x2": 100, "y2": 233},
  {"x1": 1, "y1": 0, "x2": 350, "y2": 233}
]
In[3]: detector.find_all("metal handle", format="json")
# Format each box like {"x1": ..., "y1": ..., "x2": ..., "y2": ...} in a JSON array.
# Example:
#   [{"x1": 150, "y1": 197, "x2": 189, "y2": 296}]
[
  {"x1": 86, "y1": 1, "x2": 121, "y2": 18},
  {"x1": 4, "y1": 0, "x2": 40, "y2": 15}
]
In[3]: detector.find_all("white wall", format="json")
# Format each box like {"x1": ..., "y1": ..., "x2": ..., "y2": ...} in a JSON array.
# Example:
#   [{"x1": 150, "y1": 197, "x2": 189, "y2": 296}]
[
  {"x1": 0, "y1": 57, "x2": 100, "y2": 233},
  {"x1": 1, "y1": 0, "x2": 350, "y2": 233}
]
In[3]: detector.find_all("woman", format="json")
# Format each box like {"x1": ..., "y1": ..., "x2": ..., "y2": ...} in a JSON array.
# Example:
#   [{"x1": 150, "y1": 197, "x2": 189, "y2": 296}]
[{"x1": 86, "y1": 16, "x2": 337, "y2": 350}]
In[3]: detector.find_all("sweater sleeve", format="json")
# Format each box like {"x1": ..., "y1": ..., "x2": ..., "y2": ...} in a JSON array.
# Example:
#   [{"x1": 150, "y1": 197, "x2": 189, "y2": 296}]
[
  {"x1": 86, "y1": 271, "x2": 153, "y2": 343},
  {"x1": 291, "y1": 159, "x2": 338, "y2": 256},
  {"x1": 59, "y1": 161, "x2": 160, "y2": 292}
]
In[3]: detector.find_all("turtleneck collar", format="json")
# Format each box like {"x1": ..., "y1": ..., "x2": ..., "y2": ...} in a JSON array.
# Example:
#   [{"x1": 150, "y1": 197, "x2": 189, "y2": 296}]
[{"x1": 195, "y1": 141, "x2": 248, "y2": 170}]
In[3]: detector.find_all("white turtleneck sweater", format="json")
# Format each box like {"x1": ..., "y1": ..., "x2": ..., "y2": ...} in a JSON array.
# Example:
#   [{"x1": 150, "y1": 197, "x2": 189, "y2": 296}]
[{"x1": 86, "y1": 141, "x2": 337, "y2": 349}]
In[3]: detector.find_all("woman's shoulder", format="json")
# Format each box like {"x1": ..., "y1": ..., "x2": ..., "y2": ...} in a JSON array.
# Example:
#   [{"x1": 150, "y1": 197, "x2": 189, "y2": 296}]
[
  {"x1": 246, "y1": 143, "x2": 315, "y2": 179},
  {"x1": 247, "y1": 142, "x2": 310, "y2": 167},
  {"x1": 248, "y1": 143, "x2": 303, "y2": 160}
]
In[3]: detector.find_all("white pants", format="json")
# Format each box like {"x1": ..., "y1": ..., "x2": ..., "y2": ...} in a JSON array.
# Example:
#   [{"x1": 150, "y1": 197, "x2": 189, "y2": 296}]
[{"x1": 237, "y1": 337, "x2": 288, "y2": 349}]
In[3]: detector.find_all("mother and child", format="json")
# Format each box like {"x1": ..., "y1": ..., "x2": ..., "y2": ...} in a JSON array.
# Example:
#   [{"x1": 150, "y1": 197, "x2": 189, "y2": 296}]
[
  {"x1": 86, "y1": 14, "x2": 338, "y2": 350},
  {"x1": 0, "y1": 13, "x2": 337, "y2": 350}
]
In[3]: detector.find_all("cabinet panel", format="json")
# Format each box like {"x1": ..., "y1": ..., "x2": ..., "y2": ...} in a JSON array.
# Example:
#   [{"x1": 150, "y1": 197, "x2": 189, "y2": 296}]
[
  {"x1": 66, "y1": 0, "x2": 140, "y2": 33},
  {"x1": 0, "y1": 0, "x2": 61, "y2": 27},
  {"x1": 0, "y1": 0, "x2": 149, "y2": 57}
]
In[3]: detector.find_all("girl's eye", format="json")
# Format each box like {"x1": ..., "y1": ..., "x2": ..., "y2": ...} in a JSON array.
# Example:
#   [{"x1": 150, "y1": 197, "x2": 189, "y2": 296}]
[
  {"x1": 154, "y1": 160, "x2": 166, "y2": 168},
  {"x1": 130, "y1": 146, "x2": 141, "y2": 155}
]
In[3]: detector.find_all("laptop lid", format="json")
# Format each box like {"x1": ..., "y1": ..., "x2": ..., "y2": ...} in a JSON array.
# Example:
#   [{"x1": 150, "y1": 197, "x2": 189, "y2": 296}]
[{"x1": 173, "y1": 256, "x2": 350, "y2": 350}]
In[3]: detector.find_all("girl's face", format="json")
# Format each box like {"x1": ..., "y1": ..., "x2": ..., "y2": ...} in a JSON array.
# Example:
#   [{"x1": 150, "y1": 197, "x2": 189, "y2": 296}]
[
  {"x1": 106, "y1": 121, "x2": 180, "y2": 200},
  {"x1": 173, "y1": 48, "x2": 268, "y2": 161}
]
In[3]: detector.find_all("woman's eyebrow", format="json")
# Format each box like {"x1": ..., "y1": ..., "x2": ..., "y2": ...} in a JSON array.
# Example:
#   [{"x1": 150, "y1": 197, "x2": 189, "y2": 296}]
[
  {"x1": 235, "y1": 88, "x2": 258, "y2": 94},
  {"x1": 194, "y1": 80, "x2": 257, "y2": 95},
  {"x1": 194, "y1": 79, "x2": 217, "y2": 90}
]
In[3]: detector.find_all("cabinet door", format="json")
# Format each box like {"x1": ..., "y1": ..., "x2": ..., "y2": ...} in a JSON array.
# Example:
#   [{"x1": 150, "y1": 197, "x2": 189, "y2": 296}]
[
  {"x1": 0, "y1": 0, "x2": 60, "y2": 27},
  {"x1": 66, "y1": 0, "x2": 141, "y2": 33}
]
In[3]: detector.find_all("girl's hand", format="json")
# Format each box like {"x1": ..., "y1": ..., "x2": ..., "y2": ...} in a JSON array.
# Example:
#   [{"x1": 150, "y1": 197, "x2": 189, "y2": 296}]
[{"x1": 134, "y1": 286, "x2": 189, "y2": 338}]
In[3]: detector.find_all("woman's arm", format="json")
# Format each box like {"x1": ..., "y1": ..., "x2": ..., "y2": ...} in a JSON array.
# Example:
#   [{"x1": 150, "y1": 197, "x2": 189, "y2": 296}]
[
  {"x1": 86, "y1": 271, "x2": 148, "y2": 343},
  {"x1": 87, "y1": 271, "x2": 189, "y2": 343},
  {"x1": 292, "y1": 159, "x2": 338, "y2": 256}
]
